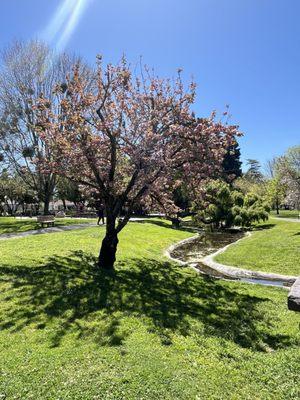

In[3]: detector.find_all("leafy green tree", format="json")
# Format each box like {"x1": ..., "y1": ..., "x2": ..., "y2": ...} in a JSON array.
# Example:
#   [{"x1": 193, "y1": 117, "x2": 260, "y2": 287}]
[
  {"x1": 56, "y1": 178, "x2": 85, "y2": 210},
  {"x1": 244, "y1": 159, "x2": 264, "y2": 183},
  {"x1": 193, "y1": 180, "x2": 269, "y2": 230},
  {"x1": 0, "y1": 171, "x2": 37, "y2": 215},
  {"x1": 266, "y1": 176, "x2": 286, "y2": 214},
  {"x1": 234, "y1": 175, "x2": 267, "y2": 198}
]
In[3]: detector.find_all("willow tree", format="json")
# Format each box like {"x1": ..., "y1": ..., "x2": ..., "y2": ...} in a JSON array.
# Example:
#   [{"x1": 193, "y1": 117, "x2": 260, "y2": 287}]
[{"x1": 35, "y1": 57, "x2": 240, "y2": 269}]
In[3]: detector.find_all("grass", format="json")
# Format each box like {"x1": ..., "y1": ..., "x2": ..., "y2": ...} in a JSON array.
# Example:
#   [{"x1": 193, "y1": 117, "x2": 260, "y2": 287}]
[
  {"x1": 0, "y1": 216, "x2": 96, "y2": 235},
  {"x1": 215, "y1": 218, "x2": 300, "y2": 276},
  {"x1": 270, "y1": 210, "x2": 300, "y2": 219},
  {"x1": 0, "y1": 219, "x2": 300, "y2": 399}
]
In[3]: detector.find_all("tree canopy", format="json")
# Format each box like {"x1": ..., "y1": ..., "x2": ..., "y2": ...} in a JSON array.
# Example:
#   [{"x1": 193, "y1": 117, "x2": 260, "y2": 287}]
[{"x1": 35, "y1": 56, "x2": 241, "y2": 268}]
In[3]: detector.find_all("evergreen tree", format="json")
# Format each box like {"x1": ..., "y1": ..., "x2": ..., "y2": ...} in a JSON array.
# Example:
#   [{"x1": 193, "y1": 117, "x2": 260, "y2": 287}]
[{"x1": 222, "y1": 141, "x2": 242, "y2": 183}]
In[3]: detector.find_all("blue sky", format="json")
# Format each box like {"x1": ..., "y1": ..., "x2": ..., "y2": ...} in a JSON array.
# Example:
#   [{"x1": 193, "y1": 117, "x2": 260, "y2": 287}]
[{"x1": 0, "y1": 0, "x2": 299, "y2": 170}]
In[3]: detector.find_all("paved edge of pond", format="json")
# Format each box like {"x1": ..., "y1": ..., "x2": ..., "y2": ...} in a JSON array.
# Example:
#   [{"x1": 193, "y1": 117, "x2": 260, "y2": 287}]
[
  {"x1": 0, "y1": 223, "x2": 98, "y2": 240},
  {"x1": 165, "y1": 232, "x2": 297, "y2": 287}
]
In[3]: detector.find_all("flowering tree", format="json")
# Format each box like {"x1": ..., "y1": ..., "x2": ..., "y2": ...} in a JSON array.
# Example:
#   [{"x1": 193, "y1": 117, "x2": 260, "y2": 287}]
[
  {"x1": 279, "y1": 146, "x2": 300, "y2": 210},
  {"x1": 35, "y1": 57, "x2": 240, "y2": 269}
]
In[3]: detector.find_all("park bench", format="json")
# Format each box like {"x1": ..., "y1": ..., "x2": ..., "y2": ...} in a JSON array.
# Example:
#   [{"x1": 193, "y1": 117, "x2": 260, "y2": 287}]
[{"x1": 37, "y1": 215, "x2": 55, "y2": 228}]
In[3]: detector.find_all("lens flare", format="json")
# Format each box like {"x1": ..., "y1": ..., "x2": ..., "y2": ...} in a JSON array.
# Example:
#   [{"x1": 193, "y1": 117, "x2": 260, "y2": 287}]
[{"x1": 42, "y1": 0, "x2": 91, "y2": 51}]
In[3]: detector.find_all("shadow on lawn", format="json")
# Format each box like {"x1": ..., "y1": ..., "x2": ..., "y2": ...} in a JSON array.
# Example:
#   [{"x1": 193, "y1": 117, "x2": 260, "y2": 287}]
[
  {"x1": 252, "y1": 223, "x2": 276, "y2": 231},
  {"x1": 0, "y1": 220, "x2": 39, "y2": 234},
  {"x1": 0, "y1": 251, "x2": 295, "y2": 351},
  {"x1": 133, "y1": 218, "x2": 197, "y2": 233}
]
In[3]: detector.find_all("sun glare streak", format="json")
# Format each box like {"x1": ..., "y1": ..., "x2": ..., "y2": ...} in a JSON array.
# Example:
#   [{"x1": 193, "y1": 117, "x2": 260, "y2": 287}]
[{"x1": 42, "y1": 0, "x2": 91, "y2": 51}]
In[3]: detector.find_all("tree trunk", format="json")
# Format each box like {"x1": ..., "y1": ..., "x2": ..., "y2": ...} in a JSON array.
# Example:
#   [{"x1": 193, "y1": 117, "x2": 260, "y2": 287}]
[
  {"x1": 43, "y1": 197, "x2": 50, "y2": 215},
  {"x1": 98, "y1": 233, "x2": 119, "y2": 269},
  {"x1": 98, "y1": 215, "x2": 118, "y2": 269},
  {"x1": 62, "y1": 198, "x2": 66, "y2": 211},
  {"x1": 276, "y1": 199, "x2": 279, "y2": 215}
]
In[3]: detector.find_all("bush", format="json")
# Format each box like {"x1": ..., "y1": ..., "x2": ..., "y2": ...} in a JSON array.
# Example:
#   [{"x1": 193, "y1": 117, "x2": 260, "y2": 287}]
[{"x1": 193, "y1": 180, "x2": 270, "y2": 230}]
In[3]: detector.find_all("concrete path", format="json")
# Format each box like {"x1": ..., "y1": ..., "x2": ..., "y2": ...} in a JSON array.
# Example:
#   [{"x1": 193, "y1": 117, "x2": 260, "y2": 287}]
[
  {"x1": 0, "y1": 217, "x2": 153, "y2": 241},
  {"x1": 273, "y1": 217, "x2": 300, "y2": 223},
  {"x1": 0, "y1": 223, "x2": 97, "y2": 240}
]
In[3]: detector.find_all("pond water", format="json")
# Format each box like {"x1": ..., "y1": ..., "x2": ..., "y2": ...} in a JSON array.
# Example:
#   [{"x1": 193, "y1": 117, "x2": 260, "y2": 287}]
[{"x1": 170, "y1": 231, "x2": 292, "y2": 288}]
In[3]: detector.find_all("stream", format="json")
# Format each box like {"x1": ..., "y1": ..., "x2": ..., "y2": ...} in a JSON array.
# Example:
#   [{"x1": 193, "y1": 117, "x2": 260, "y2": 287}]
[{"x1": 170, "y1": 230, "x2": 293, "y2": 288}]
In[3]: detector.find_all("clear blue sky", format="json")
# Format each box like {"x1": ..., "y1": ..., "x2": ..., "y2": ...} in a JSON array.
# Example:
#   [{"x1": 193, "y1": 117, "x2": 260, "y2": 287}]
[{"x1": 1, "y1": 0, "x2": 299, "y2": 170}]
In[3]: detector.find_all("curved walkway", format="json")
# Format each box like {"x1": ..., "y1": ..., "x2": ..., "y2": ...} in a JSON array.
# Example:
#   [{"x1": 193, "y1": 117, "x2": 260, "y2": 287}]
[{"x1": 0, "y1": 223, "x2": 97, "y2": 240}]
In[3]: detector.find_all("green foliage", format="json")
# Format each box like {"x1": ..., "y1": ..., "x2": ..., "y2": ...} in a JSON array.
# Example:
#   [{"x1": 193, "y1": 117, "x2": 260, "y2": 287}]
[
  {"x1": 193, "y1": 180, "x2": 269, "y2": 229},
  {"x1": 173, "y1": 183, "x2": 190, "y2": 212},
  {"x1": 221, "y1": 141, "x2": 242, "y2": 183},
  {"x1": 266, "y1": 176, "x2": 286, "y2": 213},
  {"x1": 56, "y1": 177, "x2": 85, "y2": 207},
  {"x1": 0, "y1": 171, "x2": 37, "y2": 215},
  {"x1": 234, "y1": 175, "x2": 267, "y2": 198},
  {"x1": 244, "y1": 159, "x2": 264, "y2": 183}
]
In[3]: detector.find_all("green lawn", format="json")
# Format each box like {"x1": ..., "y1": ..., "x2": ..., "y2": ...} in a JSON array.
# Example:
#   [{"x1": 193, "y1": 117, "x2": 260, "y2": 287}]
[
  {"x1": 215, "y1": 218, "x2": 300, "y2": 276},
  {"x1": 270, "y1": 210, "x2": 300, "y2": 219},
  {"x1": 0, "y1": 220, "x2": 300, "y2": 399},
  {"x1": 0, "y1": 216, "x2": 96, "y2": 235}
]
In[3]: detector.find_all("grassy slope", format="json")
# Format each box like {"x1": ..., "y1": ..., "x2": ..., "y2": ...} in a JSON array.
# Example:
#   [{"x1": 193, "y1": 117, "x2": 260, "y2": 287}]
[
  {"x1": 215, "y1": 218, "x2": 300, "y2": 276},
  {"x1": 0, "y1": 220, "x2": 299, "y2": 399},
  {"x1": 0, "y1": 217, "x2": 96, "y2": 235}
]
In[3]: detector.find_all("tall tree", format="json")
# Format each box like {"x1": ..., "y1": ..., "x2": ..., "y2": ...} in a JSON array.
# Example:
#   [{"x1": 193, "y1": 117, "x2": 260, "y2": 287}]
[
  {"x1": 35, "y1": 57, "x2": 240, "y2": 269},
  {"x1": 266, "y1": 176, "x2": 286, "y2": 214},
  {"x1": 0, "y1": 40, "x2": 83, "y2": 214},
  {"x1": 278, "y1": 146, "x2": 300, "y2": 210},
  {"x1": 244, "y1": 159, "x2": 264, "y2": 183},
  {"x1": 221, "y1": 140, "x2": 242, "y2": 183}
]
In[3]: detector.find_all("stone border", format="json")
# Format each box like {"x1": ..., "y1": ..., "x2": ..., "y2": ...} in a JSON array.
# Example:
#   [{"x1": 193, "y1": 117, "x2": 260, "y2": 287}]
[
  {"x1": 288, "y1": 277, "x2": 300, "y2": 311},
  {"x1": 202, "y1": 232, "x2": 297, "y2": 284},
  {"x1": 165, "y1": 231, "x2": 297, "y2": 286},
  {"x1": 164, "y1": 234, "x2": 199, "y2": 266}
]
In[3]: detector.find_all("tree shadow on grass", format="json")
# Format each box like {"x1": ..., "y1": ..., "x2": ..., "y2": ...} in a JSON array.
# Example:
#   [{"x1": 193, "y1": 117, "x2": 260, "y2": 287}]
[
  {"x1": 132, "y1": 218, "x2": 197, "y2": 233},
  {"x1": 253, "y1": 224, "x2": 276, "y2": 231},
  {"x1": 0, "y1": 251, "x2": 296, "y2": 351},
  {"x1": 0, "y1": 220, "x2": 39, "y2": 234}
]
